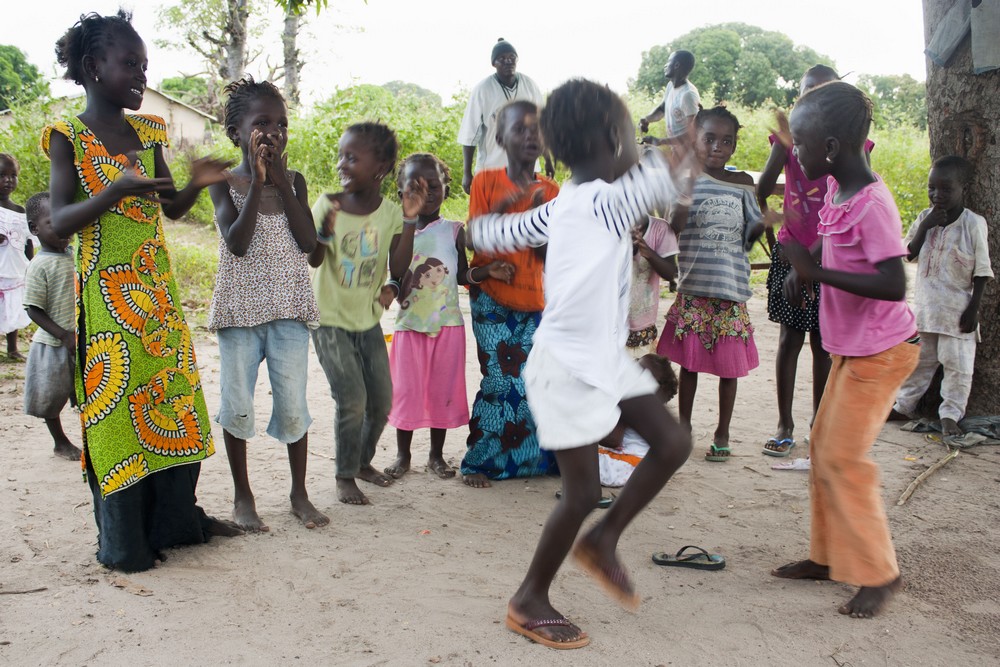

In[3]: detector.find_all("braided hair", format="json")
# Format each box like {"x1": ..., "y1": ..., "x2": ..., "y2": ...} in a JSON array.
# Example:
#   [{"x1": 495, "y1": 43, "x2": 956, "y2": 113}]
[
  {"x1": 55, "y1": 10, "x2": 141, "y2": 86},
  {"x1": 346, "y1": 122, "x2": 399, "y2": 174},
  {"x1": 396, "y1": 153, "x2": 451, "y2": 190},
  {"x1": 540, "y1": 79, "x2": 628, "y2": 168},
  {"x1": 222, "y1": 76, "x2": 286, "y2": 147},
  {"x1": 795, "y1": 81, "x2": 873, "y2": 151},
  {"x1": 695, "y1": 105, "x2": 742, "y2": 145}
]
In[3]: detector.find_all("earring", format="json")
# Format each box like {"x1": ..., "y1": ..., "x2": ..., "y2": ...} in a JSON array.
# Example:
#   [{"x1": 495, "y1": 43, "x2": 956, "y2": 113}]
[
  {"x1": 615, "y1": 142, "x2": 623, "y2": 159},
  {"x1": 94, "y1": 76, "x2": 100, "y2": 83},
  {"x1": 825, "y1": 156, "x2": 834, "y2": 164}
]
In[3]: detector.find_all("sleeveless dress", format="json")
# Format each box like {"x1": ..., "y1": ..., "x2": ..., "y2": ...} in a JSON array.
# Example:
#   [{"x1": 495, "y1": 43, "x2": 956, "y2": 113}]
[{"x1": 42, "y1": 114, "x2": 216, "y2": 571}]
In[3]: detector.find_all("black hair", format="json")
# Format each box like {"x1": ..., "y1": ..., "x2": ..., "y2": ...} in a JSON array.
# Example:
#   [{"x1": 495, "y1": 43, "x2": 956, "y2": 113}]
[
  {"x1": 672, "y1": 50, "x2": 695, "y2": 73},
  {"x1": 222, "y1": 76, "x2": 286, "y2": 147},
  {"x1": 496, "y1": 100, "x2": 539, "y2": 142},
  {"x1": 55, "y1": 10, "x2": 141, "y2": 86},
  {"x1": 802, "y1": 64, "x2": 840, "y2": 85},
  {"x1": 25, "y1": 192, "x2": 50, "y2": 231},
  {"x1": 345, "y1": 122, "x2": 398, "y2": 172},
  {"x1": 932, "y1": 155, "x2": 973, "y2": 185},
  {"x1": 540, "y1": 79, "x2": 628, "y2": 168},
  {"x1": 639, "y1": 354, "x2": 678, "y2": 404},
  {"x1": 795, "y1": 81, "x2": 873, "y2": 151},
  {"x1": 696, "y1": 105, "x2": 742, "y2": 143},
  {"x1": 396, "y1": 152, "x2": 451, "y2": 189},
  {"x1": 0, "y1": 153, "x2": 19, "y2": 173}
]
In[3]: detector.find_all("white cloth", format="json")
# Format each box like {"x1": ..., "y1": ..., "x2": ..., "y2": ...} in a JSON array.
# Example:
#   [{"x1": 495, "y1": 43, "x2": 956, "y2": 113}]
[
  {"x1": 457, "y1": 73, "x2": 544, "y2": 173},
  {"x1": 905, "y1": 208, "x2": 993, "y2": 340},
  {"x1": 664, "y1": 80, "x2": 700, "y2": 139},
  {"x1": 894, "y1": 332, "x2": 975, "y2": 422},
  {"x1": 0, "y1": 207, "x2": 30, "y2": 282},
  {"x1": 598, "y1": 428, "x2": 650, "y2": 487}
]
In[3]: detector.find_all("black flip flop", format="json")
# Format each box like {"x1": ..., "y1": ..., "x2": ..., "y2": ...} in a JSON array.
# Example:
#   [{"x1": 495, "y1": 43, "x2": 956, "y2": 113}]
[
  {"x1": 652, "y1": 545, "x2": 726, "y2": 570},
  {"x1": 555, "y1": 489, "x2": 614, "y2": 509}
]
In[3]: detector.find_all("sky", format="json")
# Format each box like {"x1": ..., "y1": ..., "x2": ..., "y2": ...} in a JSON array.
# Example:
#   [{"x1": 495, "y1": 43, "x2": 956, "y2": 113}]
[{"x1": 7, "y1": 0, "x2": 928, "y2": 105}]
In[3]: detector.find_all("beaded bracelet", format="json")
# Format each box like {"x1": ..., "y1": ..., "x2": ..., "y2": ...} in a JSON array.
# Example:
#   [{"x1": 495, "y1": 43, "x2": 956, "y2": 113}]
[{"x1": 403, "y1": 217, "x2": 419, "y2": 226}]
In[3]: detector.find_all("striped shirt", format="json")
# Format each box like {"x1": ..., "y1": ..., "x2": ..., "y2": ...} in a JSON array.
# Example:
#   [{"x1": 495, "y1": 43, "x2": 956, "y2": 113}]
[
  {"x1": 468, "y1": 150, "x2": 682, "y2": 393},
  {"x1": 23, "y1": 249, "x2": 76, "y2": 347},
  {"x1": 676, "y1": 174, "x2": 762, "y2": 303}
]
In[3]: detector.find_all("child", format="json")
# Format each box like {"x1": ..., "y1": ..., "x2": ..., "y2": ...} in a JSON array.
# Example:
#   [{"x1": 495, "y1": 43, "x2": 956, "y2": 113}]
[
  {"x1": 22, "y1": 192, "x2": 81, "y2": 461},
  {"x1": 639, "y1": 50, "x2": 701, "y2": 146},
  {"x1": 309, "y1": 122, "x2": 424, "y2": 506},
  {"x1": 756, "y1": 65, "x2": 875, "y2": 457},
  {"x1": 657, "y1": 107, "x2": 764, "y2": 462},
  {"x1": 207, "y1": 77, "x2": 328, "y2": 532},
  {"x1": 891, "y1": 156, "x2": 992, "y2": 435},
  {"x1": 44, "y1": 10, "x2": 241, "y2": 572},
  {"x1": 771, "y1": 81, "x2": 919, "y2": 619},
  {"x1": 383, "y1": 154, "x2": 469, "y2": 480},
  {"x1": 468, "y1": 79, "x2": 694, "y2": 649},
  {"x1": 460, "y1": 100, "x2": 558, "y2": 489},
  {"x1": 627, "y1": 215, "x2": 678, "y2": 359},
  {"x1": 0, "y1": 153, "x2": 33, "y2": 359}
]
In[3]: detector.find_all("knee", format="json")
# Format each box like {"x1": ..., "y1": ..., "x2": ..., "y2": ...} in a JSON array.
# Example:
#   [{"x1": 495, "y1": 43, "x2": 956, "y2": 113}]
[{"x1": 779, "y1": 326, "x2": 806, "y2": 350}]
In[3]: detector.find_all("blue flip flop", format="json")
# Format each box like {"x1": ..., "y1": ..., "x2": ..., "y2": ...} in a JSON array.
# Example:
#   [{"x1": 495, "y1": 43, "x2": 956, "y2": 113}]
[
  {"x1": 652, "y1": 545, "x2": 726, "y2": 570},
  {"x1": 762, "y1": 437, "x2": 795, "y2": 458}
]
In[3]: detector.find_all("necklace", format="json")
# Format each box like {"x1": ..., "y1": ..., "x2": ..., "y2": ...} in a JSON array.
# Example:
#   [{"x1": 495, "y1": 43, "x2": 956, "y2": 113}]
[{"x1": 495, "y1": 74, "x2": 520, "y2": 100}]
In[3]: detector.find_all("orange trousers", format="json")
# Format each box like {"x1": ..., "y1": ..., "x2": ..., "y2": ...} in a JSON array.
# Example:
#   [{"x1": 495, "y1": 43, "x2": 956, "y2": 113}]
[{"x1": 808, "y1": 340, "x2": 920, "y2": 587}]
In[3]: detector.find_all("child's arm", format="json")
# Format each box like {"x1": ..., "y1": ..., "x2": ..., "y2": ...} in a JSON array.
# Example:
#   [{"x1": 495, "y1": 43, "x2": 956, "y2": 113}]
[
  {"x1": 633, "y1": 228, "x2": 677, "y2": 281},
  {"x1": 756, "y1": 141, "x2": 787, "y2": 212},
  {"x1": 154, "y1": 146, "x2": 233, "y2": 220},
  {"x1": 388, "y1": 177, "x2": 429, "y2": 280},
  {"x1": 600, "y1": 149, "x2": 696, "y2": 240},
  {"x1": 905, "y1": 209, "x2": 944, "y2": 260},
  {"x1": 26, "y1": 306, "x2": 74, "y2": 350},
  {"x1": 784, "y1": 241, "x2": 907, "y2": 301},
  {"x1": 467, "y1": 199, "x2": 554, "y2": 254},
  {"x1": 308, "y1": 197, "x2": 338, "y2": 268},
  {"x1": 270, "y1": 155, "x2": 316, "y2": 254},
  {"x1": 960, "y1": 276, "x2": 989, "y2": 333}
]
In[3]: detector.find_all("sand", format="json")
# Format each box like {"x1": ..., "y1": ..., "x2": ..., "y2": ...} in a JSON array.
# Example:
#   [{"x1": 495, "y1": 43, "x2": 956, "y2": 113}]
[{"x1": 2, "y1": 290, "x2": 999, "y2": 666}]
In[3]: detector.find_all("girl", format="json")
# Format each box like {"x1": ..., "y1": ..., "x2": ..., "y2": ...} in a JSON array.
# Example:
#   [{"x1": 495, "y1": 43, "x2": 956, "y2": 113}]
[
  {"x1": 770, "y1": 81, "x2": 918, "y2": 619},
  {"x1": 208, "y1": 77, "x2": 327, "y2": 532},
  {"x1": 0, "y1": 153, "x2": 33, "y2": 359},
  {"x1": 309, "y1": 122, "x2": 426, "y2": 506},
  {"x1": 43, "y1": 10, "x2": 240, "y2": 572},
  {"x1": 657, "y1": 107, "x2": 765, "y2": 462},
  {"x1": 383, "y1": 154, "x2": 470, "y2": 480},
  {"x1": 468, "y1": 79, "x2": 694, "y2": 649},
  {"x1": 626, "y1": 215, "x2": 678, "y2": 359},
  {"x1": 756, "y1": 65, "x2": 875, "y2": 458},
  {"x1": 460, "y1": 99, "x2": 557, "y2": 489}
]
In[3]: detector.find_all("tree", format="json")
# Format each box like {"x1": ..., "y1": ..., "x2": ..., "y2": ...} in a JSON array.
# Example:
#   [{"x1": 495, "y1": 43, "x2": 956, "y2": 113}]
[
  {"x1": 922, "y1": 0, "x2": 1000, "y2": 415},
  {"x1": 632, "y1": 23, "x2": 833, "y2": 107},
  {"x1": 159, "y1": 76, "x2": 211, "y2": 108},
  {"x1": 0, "y1": 45, "x2": 49, "y2": 109},
  {"x1": 857, "y1": 74, "x2": 928, "y2": 130}
]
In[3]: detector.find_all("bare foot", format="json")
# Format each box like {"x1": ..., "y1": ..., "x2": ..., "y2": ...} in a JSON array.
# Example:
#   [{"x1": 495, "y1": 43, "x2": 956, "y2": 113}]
[
  {"x1": 232, "y1": 496, "x2": 269, "y2": 532},
  {"x1": 384, "y1": 456, "x2": 410, "y2": 479},
  {"x1": 358, "y1": 465, "x2": 394, "y2": 487},
  {"x1": 462, "y1": 473, "x2": 492, "y2": 488},
  {"x1": 6, "y1": 351, "x2": 25, "y2": 361},
  {"x1": 941, "y1": 418, "x2": 962, "y2": 436},
  {"x1": 770, "y1": 559, "x2": 831, "y2": 580},
  {"x1": 53, "y1": 440, "x2": 82, "y2": 461},
  {"x1": 506, "y1": 600, "x2": 588, "y2": 647},
  {"x1": 427, "y1": 456, "x2": 456, "y2": 479},
  {"x1": 204, "y1": 516, "x2": 245, "y2": 537},
  {"x1": 886, "y1": 408, "x2": 910, "y2": 422},
  {"x1": 839, "y1": 577, "x2": 902, "y2": 618},
  {"x1": 336, "y1": 478, "x2": 370, "y2": 505},
  {"x1": 290, "y1": 493, "x2": 329, "y2": 529}
]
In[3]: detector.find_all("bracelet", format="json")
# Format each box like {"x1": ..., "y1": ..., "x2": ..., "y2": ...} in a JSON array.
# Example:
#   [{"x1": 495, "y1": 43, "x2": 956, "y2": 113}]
[
  {"x1": 466, "y1": 267, "x2": 482, "y2": 285},
  {"x1": 317, "y1": 230, "x2": 334, "y2": 245},
  {"x1": 403, "y1": 217, "x2": 418, "y2": 226},
  {"x1": 385, "y1": 279, "x2": 401, "y2": 294}
]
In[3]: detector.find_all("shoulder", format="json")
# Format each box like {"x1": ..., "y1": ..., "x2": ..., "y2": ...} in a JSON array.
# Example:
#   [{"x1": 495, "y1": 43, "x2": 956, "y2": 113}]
[
  {"x1": 125, "y1": 114, "x2": 169, "y2": 148},
  {"x1": 41, "y1": 119, "x2": 77, "y2": 156},
  {"x1": 962, "y1": 209, "x2": 989, "y2": 231},
  {"x1": 727, "y1": 170, "x2": 755, "y2": 187}
]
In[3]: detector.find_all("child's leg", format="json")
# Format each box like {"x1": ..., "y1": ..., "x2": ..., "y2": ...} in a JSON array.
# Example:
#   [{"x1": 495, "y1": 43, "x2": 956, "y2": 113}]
[
  {"x1": 6, "y1": 331, "x2": 22, "y2": 359},
  {"x1": 678, "y1": 367, "x2": 698, "y2": 431},
  {"x1": 286, "y1": 434, "x2": 329, "y2": 528},
  {"x1": 714, "y1": 377, "x2": 737, "y2": 454},
  {"x1": 809, "y1": 330, "x2": 831, "y2": 417},
  {"x1": 772, "y1": 324, "x2": 805, "y2": 445},
  {"x1": 508, "y1": 445, "x2": 600, "y2": 645},
  {"x1": 937, "y1": 335, "x2": 975, "y2": 435},
  {"x1": 892, "y1": 333, "x2": 939, "y2": 418},
  {"x1": 386, "y1": 429, "x2": 413, "y2": 478},
  {"x1": 356, "y1": 325, "x2": 394, "y2": 488},
  {"x1": 223, "y1": 431, "x2": 267, "y2": 531},
  {"x1": 45, "y1": 416, "x2": 81, "y2": 461},
  {"x1": 428, "y1": 428, "x2": 455, "y2": 478}
]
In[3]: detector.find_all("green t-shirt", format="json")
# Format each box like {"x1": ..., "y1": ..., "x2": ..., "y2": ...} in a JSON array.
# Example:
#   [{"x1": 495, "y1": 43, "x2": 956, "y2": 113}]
[{"x1": 311, "y1": 195, "x2": 403, "y2": 331}]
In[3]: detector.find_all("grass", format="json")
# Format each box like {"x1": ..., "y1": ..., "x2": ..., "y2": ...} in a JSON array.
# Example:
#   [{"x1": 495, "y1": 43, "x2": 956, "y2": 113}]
[{"x1": 163, "y1": 219, "x2": 220, "y2": 329}]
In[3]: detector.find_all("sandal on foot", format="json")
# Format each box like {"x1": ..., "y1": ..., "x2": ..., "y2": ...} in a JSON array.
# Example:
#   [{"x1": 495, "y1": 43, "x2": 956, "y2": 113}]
[
  {"x1": 762, "y1": 437, "x2": 795, "y2": 458},
  {"x1": 705, "y1": 443, "x2": 731, "y2": 462},
  {"x1": 572, "y1": 543, "x2": 640, "y2": 610},
  {"x1": 505, "y1": 615, "x2": 590, "y2": 649},
  {"x1": 652, "y1": 545, "x2": 726, "y2": 570}
]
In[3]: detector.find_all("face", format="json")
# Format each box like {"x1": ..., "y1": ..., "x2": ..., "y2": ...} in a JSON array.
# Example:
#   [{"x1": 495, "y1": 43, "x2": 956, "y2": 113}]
[
  {"x1": 233, "y1": 96, "x2": 288, "y2": 155},
  {"x1": 426, "y1": 263, "x2": 446, "y2": 287},
  {"x1": 789, "y1": 106, "x2": 829, "y2": 181},
  {"x1": 337, "y1": 130, "x2": 388, "y2": 193},
  {"x1": 611, "y1": 105, "x2": 639, "y2": 179},
  {"x1": 663, "y1": 52, "x2": 679, "y2": 78},
  {"x1": 498, "y1": 107, "x2": 542, "y2": 165},
  {"x1": 400, "y1": 160, "x2": 448, "y2": 216},
  {"x1": 696, "y1": 116, "x2": 737, "y2": 170},
  {"x1": 0, "y1": 159, "x2": 18, "y2": 200},
  {"x1": 93, "y1": 31, "x2": 148, "y2": 110},
  {"x1": 927, "y1": 167, "x2": 964, "y2": 211},
  {"x1": 493, "y1": 52, "x2": 518, "y2": 80},
  {"x1": 31, "y1": 201, "x2": 68, "y2": 251}
]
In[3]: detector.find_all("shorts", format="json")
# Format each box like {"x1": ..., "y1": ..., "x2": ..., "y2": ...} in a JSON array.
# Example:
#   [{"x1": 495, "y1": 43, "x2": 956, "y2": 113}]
[
  {"x1": 215, "y1": 319, "x2": 312, "y2": 443},
  {"x1": 23, "y1": 341, "x2": 75, "y2": 419},
  {"x1": 524, "y1": 342, "x2": 658, "y2": 451}
]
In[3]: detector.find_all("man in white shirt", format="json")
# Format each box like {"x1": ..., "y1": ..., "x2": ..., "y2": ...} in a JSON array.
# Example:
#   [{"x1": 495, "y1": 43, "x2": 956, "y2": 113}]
[
  {"x1": 640, "y1": 50, "x2": 700, "y2": 146},
  {"x1": 458, "y1": 38, "x2": 550, "y2": 193}
]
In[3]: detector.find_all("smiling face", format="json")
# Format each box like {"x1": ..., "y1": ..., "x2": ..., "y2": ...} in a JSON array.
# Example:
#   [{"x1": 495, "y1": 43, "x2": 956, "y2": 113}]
[
  {"x1": 696, "y1": 116, "x2": 737, "y2": 171},
  {"x1": 927, "y1": 166, "x2": 964, "y2": 212},
  {"x1": 232, "y1": 95, "x2": 288, "y2": 157},
  {"x1": 92, "y1": 30, "x2": 148, "y2": 110},
  {"x1": 337, "y1": 130, "x2": 389, "y2": 193},
  {"x1": 498, "y1": 105, "x2": 542, "y2": 166},
  {"x1": 0, "y1": 158, "x2": 18, "y2": 201},
  {"x1": 788, "y1": 105, "x2": 829, "y2": 181},
  {"x1": 400, "y1": 159, "x2": 448, "y2": 217}
]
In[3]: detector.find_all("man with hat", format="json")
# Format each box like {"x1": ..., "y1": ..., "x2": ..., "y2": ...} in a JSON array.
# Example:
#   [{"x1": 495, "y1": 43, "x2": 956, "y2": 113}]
[{"x1": 458, "y1": 38, "x2": 550, "y2": 194}]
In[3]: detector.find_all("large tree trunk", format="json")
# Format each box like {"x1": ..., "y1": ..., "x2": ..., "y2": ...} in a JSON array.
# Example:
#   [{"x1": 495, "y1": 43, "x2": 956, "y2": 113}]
[
  {"x1": 282, "y1": 9, "x2": 301, "y2": 107},
  {"x1": 923, "y1": 0, "x2": 1000, "y2": 415},
  {"x1": 222, "y1": 0, "x2": 250, "y2": 80}
]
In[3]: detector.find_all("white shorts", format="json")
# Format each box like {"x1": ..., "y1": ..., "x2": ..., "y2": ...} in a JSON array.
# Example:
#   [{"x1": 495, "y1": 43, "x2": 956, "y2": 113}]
[{"x1": 524, "y1": 343, "x2": 658, "y2": 451}]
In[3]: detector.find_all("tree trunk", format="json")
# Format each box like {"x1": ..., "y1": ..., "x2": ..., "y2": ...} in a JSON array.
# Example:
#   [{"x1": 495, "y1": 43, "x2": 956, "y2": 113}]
[
  {"x1": 923, "y1": 0, "x2": 1000, "y2": 415},
  {"x1": 222, "y1": 0, "x2": 250, "y2": 80},
  {"x1": 282, "y1": 9, "x2": 301, "y2": 107}
]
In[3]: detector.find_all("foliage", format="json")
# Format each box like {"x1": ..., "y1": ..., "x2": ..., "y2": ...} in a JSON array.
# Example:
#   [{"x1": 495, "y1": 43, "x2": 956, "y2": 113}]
[
  {"x1": 0, "y1": 45, "x2": 50, "y2": 110},
  {"x1": 163, "y1": 219, "x2": 220, "y2": 325},
  {"x1": 858, "y1": 74, "x2": 928, "y2": 130},
  {"x1": 159, "y1": 76, "x2": 212, "y2": 109},
  {"x1": 276, "y1": 0, "x2": 329, "y2": 14},
  {"x1": 632, "y1": 23, "x2": 834, "y2": 108}
]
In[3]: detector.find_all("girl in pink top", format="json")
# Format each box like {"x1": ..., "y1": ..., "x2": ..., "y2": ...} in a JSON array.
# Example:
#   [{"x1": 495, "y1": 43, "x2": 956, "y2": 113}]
[{"x1": 771, "y1": 81, "x2": 918, "y2": 620}]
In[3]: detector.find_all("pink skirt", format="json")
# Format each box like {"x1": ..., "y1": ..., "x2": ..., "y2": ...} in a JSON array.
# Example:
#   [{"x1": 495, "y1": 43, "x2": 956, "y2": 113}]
[
  {"x1": 656, "y1": 294, "x2": 759, "y2": 379},
  {"x1": 388, "y1": 326, "x2": 469, "y2": 430}
]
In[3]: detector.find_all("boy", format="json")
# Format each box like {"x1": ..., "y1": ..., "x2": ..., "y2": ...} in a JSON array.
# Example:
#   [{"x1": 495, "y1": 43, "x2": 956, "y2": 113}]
[
  {"x1": 891, "y1": 156, "x2": 992, "y2": 435},
  {"x1": 639, "y1": 50, "x2": 701, "y2": 146},
  {"x1": 22, "y1": 192, "x2": 81, "y2": 461}
]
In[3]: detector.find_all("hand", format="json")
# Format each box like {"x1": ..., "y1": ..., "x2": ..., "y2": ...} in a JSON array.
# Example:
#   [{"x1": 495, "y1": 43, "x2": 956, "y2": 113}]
[
  {"x1": 249, "y1": 129, "x2": 270, "y2": 183},
  {"x1": 641, "y1": 135, "x2": 660, "y2": 146},
  {"x1": 485, "y1": 260, "x2": 515, "y2": 283},
  {"x1": 58, "y1": 329, "x2": 76, "y2": 350},
  {"x1": 924, "y1": 207, "x2": 949, "y2": 228},
  {"x1": 462, "y1": 171, "x2": 473, "y2": 195},
  {"x1": 770, "y1": 110, "x2": 792, "y2": 149},
  {"x1": 190, "y1": 155, "x2": 235, "y2": 189},
  {"x1": 265, "y1": 144, "x2": 291, "y2": 189},
  {"x1": 665, "y1": 120, "x2": 702, "y2": 196},
  {"x1": 782, "y1": 268, "x2": 816, "y2": 309},
  {"x1": 639, "y1": 117, "x2": 650, "y2": 133},
  {"x1": 632, "y1": 228, "x2": 655, "y2": 260},
  {"x1": 959, "y1": 302, "x2": 980, "y2": 334},
  {"x1": 780, "y1": 239, "x2": 817, "y2": 281},
  {"x1": 401, "y1": 176, "x2": 428, "y2": 219},
  {"x1": 109, "y1": 160, "x2": 174, "y2": 202},
  {"x1": 322, "y1": 200, "x2": 340, "y2": 237},
  {"x1": 377, "y1": 285, "x2": 396, "y2": 309}
]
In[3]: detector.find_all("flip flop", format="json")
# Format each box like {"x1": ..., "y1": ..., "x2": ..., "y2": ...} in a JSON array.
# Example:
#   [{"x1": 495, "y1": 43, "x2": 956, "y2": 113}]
[
  {"x1": 572, "y1": 543, "x2": 640, "y2": 610},
  {"x1": 705, "y1": 443, "x2": 731, "y2": 462},
  {"x1": 652, "y1": 545, "x2": 726, "y2": 570},
  {"x1": 505, "y1": 615, "x2": 590, "y2": 650},
  {"x1": 762, "y1": 437, "x2": 796, "y2": 458},
  {"x1": 771, "y1": 457, "x2": 810, "y2": 471},
  {"x1": 555, "y1": 489, "x2": 614, "y2": 509}
]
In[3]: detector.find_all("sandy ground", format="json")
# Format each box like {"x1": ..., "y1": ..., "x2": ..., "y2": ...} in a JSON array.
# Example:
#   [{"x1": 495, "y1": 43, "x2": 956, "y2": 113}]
[{"x1": 2, "y1": 286, "x2": 999, "y2": 666}]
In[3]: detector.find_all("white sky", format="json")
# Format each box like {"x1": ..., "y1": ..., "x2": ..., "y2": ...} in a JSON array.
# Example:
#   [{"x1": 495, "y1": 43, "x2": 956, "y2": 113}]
[{"x1": 7, "y1": 0, "x2": 928, "y2": 105}]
